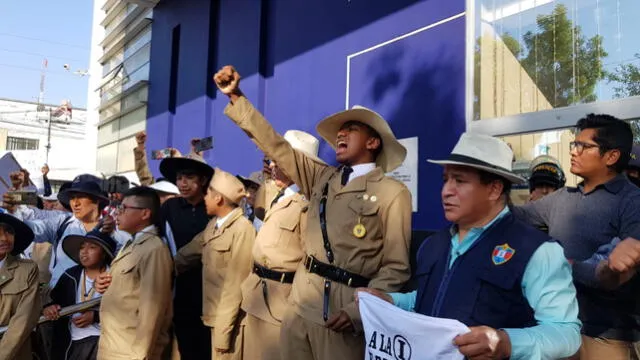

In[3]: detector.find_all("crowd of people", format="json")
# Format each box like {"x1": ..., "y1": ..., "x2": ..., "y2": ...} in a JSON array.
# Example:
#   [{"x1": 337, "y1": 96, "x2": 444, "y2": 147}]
[{"x1": 0, "y1": 64, "x2": 639, "y2": 360}]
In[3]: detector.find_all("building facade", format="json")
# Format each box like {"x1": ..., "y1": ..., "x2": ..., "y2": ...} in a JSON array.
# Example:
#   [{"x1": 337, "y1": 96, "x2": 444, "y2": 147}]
[
  {"x1": 0, "y1": 98, "x2": 89, "y2": 185},
  {"x1": 140, "y1": 0, "x2": 640, "y2": 230},
  {"x1": 88, "y1": 0, "x2": 155, "y2": 182}
]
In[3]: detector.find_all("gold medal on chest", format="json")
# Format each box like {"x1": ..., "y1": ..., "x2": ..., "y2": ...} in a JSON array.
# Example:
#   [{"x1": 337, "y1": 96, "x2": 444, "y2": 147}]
[{"x1": 353, "y1": 216, "x2": 367, "y2": 238}]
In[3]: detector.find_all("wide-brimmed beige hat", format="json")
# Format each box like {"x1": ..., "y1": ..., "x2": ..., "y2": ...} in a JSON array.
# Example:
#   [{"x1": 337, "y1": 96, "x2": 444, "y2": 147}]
[
  {"x1": 316, "y1": 106, "x2": 406, "y2": 172},
  {"x1": 284, "y1": 130, "x2": 325, "y2": 164},
  {"x1": 428, "y1": 132, "x2": 525, "y2": 184},
  {"x1": 211, "y1": 168, "x2": 248, "y2": 205}
]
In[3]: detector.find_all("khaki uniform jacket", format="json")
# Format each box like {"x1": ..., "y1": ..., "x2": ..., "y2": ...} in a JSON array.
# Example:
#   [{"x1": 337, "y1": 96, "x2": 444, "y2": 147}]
[
  {"x1": 0, "y1": 256, "x2": 41, "y2": 360},
  {"x1": 225, "y1": 97, "x2": 412, "y2": 331},
  {"x1": 254, "y1": 179, "x2": 281, "y2": 220},
  {"x1": 133, "y1": 147, "x2": 154, "y2": 186},
  {"x1": 98, "y1": 229, "x2": 173, "y2": 360},
  {"x1": 175, "y1": 208, "x2": 255, "y2": 350},
  {"x1": 241, "y1": 191, "x2": 307, "y2": 325}
]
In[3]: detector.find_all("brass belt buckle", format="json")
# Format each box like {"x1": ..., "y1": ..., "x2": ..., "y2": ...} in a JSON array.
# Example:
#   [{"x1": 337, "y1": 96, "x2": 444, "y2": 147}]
[{"x1": 280, "y1": 273, "x2": 286, "y2": 283}]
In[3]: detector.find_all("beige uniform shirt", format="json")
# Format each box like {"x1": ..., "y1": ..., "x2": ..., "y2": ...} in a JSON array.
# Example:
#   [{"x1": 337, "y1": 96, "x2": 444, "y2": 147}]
[
  {"x1": 225, "y1": 97, "x2": 412, "y2": 331},
  {"x1": 175, "y1": 208, "x2": 255, "y2": 350},
  {"x1": 98, "y1": 228, "x2": 173, "y2": 360},
  {"x1": 241, "y1": 188, "x2": 307, "y2": 324},
  {"x1": 133, "y1": 147, "x2": 154, "y2": 186},
  {"x1": 0, "y1": 256, "x2": 41, "y2": 360}
]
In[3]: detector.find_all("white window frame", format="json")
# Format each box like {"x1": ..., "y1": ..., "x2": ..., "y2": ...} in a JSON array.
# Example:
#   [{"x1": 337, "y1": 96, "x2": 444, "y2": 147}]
[{"x1": 464, "y1": 0, "x2": 640, "y2": 136}]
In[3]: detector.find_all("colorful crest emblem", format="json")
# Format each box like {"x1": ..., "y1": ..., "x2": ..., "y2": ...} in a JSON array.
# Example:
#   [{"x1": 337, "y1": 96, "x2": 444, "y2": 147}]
[{"x1": 492, "y1": 244, "x2": 515, "y2": 265}]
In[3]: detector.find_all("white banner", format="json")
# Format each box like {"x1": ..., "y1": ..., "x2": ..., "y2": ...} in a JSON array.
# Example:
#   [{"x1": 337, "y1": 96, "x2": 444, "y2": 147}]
[{"x1": 358, "y1": 292, "x2": 468, "y2": 360}]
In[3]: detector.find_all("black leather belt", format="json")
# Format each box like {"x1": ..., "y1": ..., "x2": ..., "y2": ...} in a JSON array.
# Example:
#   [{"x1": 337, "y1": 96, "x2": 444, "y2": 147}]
[
  {"x1": 253, "y1": 263, "x2": 295, "y2": 284},
  {"x1": 304, "y1": 255, "x2": 370, "y2": 288}
]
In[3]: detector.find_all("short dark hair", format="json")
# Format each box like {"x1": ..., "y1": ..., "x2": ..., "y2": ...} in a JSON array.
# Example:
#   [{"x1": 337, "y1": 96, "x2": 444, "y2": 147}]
[
  {"x1": 478, "y1": 170, "x2": 512, "y2": 198},
  {"x1": 576, "y1": 113, "x2": 633, "y2": 173},
  {"x1": 122, "y1": 187, "x2": 161, "y2": 226}
]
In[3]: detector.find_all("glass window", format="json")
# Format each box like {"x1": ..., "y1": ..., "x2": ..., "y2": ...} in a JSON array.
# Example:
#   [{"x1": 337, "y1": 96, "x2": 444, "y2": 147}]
[
  {"x1": 100, "y1": 101, "x2": 121, "y2": 122},
  {"x1": 474, "y1": 0, "x2": 640, "y2": 121},
  {"x1": 122, "y1": 86, "x2": 148, "y2": 111},
  {"x1": 97, "y1": 120, "x2": 120, "y2": 146},
  {"x1": 97, "y1": 143, "x2": 118, "y2": 175},
  {"x1": 124, "y1": 27, "x2": 151, "y2": 59},
  {"x1": 119, "y1": 107, "x2": 147, "y2": 139},
  {"x1": 6, "y1": 136, "x2": 39, "y2": 150},
  {"x1": 104, "y1": 6, "x2": 127, "y2": 35},
  {"x1": 116, "y1": 136, "x2": 137, "y2": 173},
  {"x1": 103, "y1": 50, "x2": 124, "y2": 77}
]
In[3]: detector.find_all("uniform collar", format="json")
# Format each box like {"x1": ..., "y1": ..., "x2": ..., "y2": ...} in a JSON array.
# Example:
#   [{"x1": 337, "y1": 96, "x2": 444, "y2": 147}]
[
  {"x1": 0, "y1": 256, "x2": 5, "y2": 270},
  {"x1": 347, "y1": 163, "x2": 376, "y2": 184},
  {"x1": 575, "y1": 173, "x2": 628, "y2": 195},
  {"x1": 281, "y1": 184, "x2": 301, "y2": 201},
  {"x1": 134, "y1": 225, "x2": 157, "y2": 242},
  {"x1": 216, "y1": 210, "x2": 235, "y2": 228}
]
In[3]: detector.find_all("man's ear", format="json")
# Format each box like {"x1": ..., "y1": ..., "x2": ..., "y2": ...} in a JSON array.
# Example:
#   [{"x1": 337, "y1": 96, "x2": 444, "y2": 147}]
[
  {"x1": 605, "y1": 149, "x2": 621, "y2": 168},
  {"x1": 141, "y1": 208, "x2": 152, "y2": 222},
  {"x1": 366, "y1": 137, "x2": 381, "y2": 152}
]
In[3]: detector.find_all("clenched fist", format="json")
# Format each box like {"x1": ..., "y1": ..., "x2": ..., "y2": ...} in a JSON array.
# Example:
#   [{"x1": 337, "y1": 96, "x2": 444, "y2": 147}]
[
  {"x1": 213, "y1": 66, "x2": 242, "y2": 98},
  {"x1": 136, "y1": 131, "x2": 147, "y2": 146},
  {"x1": 608, "y1": 238, "x2": 640, "y2": 273}
]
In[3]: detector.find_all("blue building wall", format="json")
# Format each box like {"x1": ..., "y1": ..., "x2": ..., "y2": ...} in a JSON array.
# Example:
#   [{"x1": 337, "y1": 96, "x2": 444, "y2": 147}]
[{"x1": 146, "y1": 0, "x2": 467, "y2": 230}]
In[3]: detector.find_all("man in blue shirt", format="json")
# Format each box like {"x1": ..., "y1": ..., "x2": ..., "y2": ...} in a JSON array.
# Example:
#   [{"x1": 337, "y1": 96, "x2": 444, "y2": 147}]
[{"x1": 359, "y1": 133, "x2": 581, "y2": 359}]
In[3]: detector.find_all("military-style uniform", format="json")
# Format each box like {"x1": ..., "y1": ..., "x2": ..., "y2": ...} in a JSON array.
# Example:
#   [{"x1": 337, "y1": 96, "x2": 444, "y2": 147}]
[
  {"x1": 0, "y1": 255, "x2": 41, "y2": 360},
  {"x1": 98, "y1": 227, "x2": 174, "y2": 360},
  {"x1": 241, "y1": 188, "x2": 307, "y2": 360},
  {"x1": 133, "y1": 147, "x2": 154, "y2": 186},
  {"x1": 225, "y1": 97, "x2": 412, "y2": 360},
  {"x1": 175, "y1": 207, "x2": 255, "y2": 360}
]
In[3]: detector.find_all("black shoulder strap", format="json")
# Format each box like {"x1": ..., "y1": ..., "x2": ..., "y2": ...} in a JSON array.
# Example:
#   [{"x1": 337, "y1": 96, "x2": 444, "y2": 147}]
[{"x1": 319, "y1": 172, "x2": 338, "y2": 264}]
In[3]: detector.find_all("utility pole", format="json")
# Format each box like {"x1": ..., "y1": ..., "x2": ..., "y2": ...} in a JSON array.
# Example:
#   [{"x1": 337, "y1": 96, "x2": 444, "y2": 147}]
[{"x1": 46, "y1": 108, "x2": 52, "y2": 164}]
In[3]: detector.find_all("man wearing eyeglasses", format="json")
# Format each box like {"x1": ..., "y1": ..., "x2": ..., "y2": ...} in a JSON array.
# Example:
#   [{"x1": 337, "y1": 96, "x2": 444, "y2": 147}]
[
  {"x1": 514, "y1": 113, "x2": 640, "y2": 359},
  {"x1": 97, "y1": 186, "x2": 173, "y2": 360}
]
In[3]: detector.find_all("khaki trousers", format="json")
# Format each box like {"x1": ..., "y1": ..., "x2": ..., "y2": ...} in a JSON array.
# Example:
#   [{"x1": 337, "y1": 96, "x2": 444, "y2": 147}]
[
  {"x1": 211, "y1": 325, "x2": 245, "y2": 360},
  {"x1": 575, "y1": 335, "x2": 640, "y2": 360},
  {"x1": 279, "y1": 309, "x2": 364, "y2": 360},
  {"x1": 244, "y1": 314, "x2": 281, "y2": 360}
]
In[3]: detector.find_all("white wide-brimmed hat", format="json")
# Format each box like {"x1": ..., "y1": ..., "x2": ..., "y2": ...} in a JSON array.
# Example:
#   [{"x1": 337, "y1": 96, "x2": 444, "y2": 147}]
[
  {"x1": 316, "y1": 106, "x2": 407, "y2": 172},
  {"x1": 428, "y1": 133, "x2": 525, "y2": 184},
  {"x1": 42, "y1": 193, "x2": 58, "y2": 201},
  {"x1": 149, "y1": 180, "x2": 180, "y2": 195},
  {"x1": 284, "y1": 130, "x2": 325, "y2": 164}
]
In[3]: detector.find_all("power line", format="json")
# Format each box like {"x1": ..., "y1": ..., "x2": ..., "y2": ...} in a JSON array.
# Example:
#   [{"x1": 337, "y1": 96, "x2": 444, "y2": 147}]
[
  {"x1": 0, "y1": 47, "x2": 83, "y2": 63},
  {"x1": 0, "y1": 63, "x2": 73, "y2": 75},
  {"x1": 0, "y1": 32, "x2": 89, "y2": 50}
]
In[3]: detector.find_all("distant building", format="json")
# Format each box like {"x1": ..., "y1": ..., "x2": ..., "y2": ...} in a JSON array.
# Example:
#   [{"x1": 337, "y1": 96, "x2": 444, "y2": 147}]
[
  {"x1": 87, "y1": 0, "x2": 154, "y2": 182},
  {"x1": 0, "y1": 98, "x2": 90, "y2": 187}
]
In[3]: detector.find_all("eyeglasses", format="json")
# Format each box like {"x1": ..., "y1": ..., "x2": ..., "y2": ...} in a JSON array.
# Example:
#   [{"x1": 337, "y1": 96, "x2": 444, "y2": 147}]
[
  {"x1": 116, "y1": 204, "x2": 146, "y2": 213},
  {"x1": 569, "y1": 141, "x2": 600, "y2": 154}
]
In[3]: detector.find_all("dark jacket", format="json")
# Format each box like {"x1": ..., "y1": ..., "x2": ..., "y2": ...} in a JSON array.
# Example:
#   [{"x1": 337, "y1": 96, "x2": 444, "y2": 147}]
[{"x1": 47, "y1": 265, "x2": 100, "y2": 360}]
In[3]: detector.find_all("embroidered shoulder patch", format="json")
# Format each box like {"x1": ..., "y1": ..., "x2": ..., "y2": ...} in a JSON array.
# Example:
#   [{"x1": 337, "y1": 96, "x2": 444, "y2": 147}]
[{"x1": 492, "y1": 243, "x2": 515, "y2": 265}]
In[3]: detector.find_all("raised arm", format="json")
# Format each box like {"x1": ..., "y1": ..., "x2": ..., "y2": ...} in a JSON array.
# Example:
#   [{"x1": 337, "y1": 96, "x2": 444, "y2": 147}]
[{"x1": 215, "y1": 65, "x2": 331, "y2": 199}]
